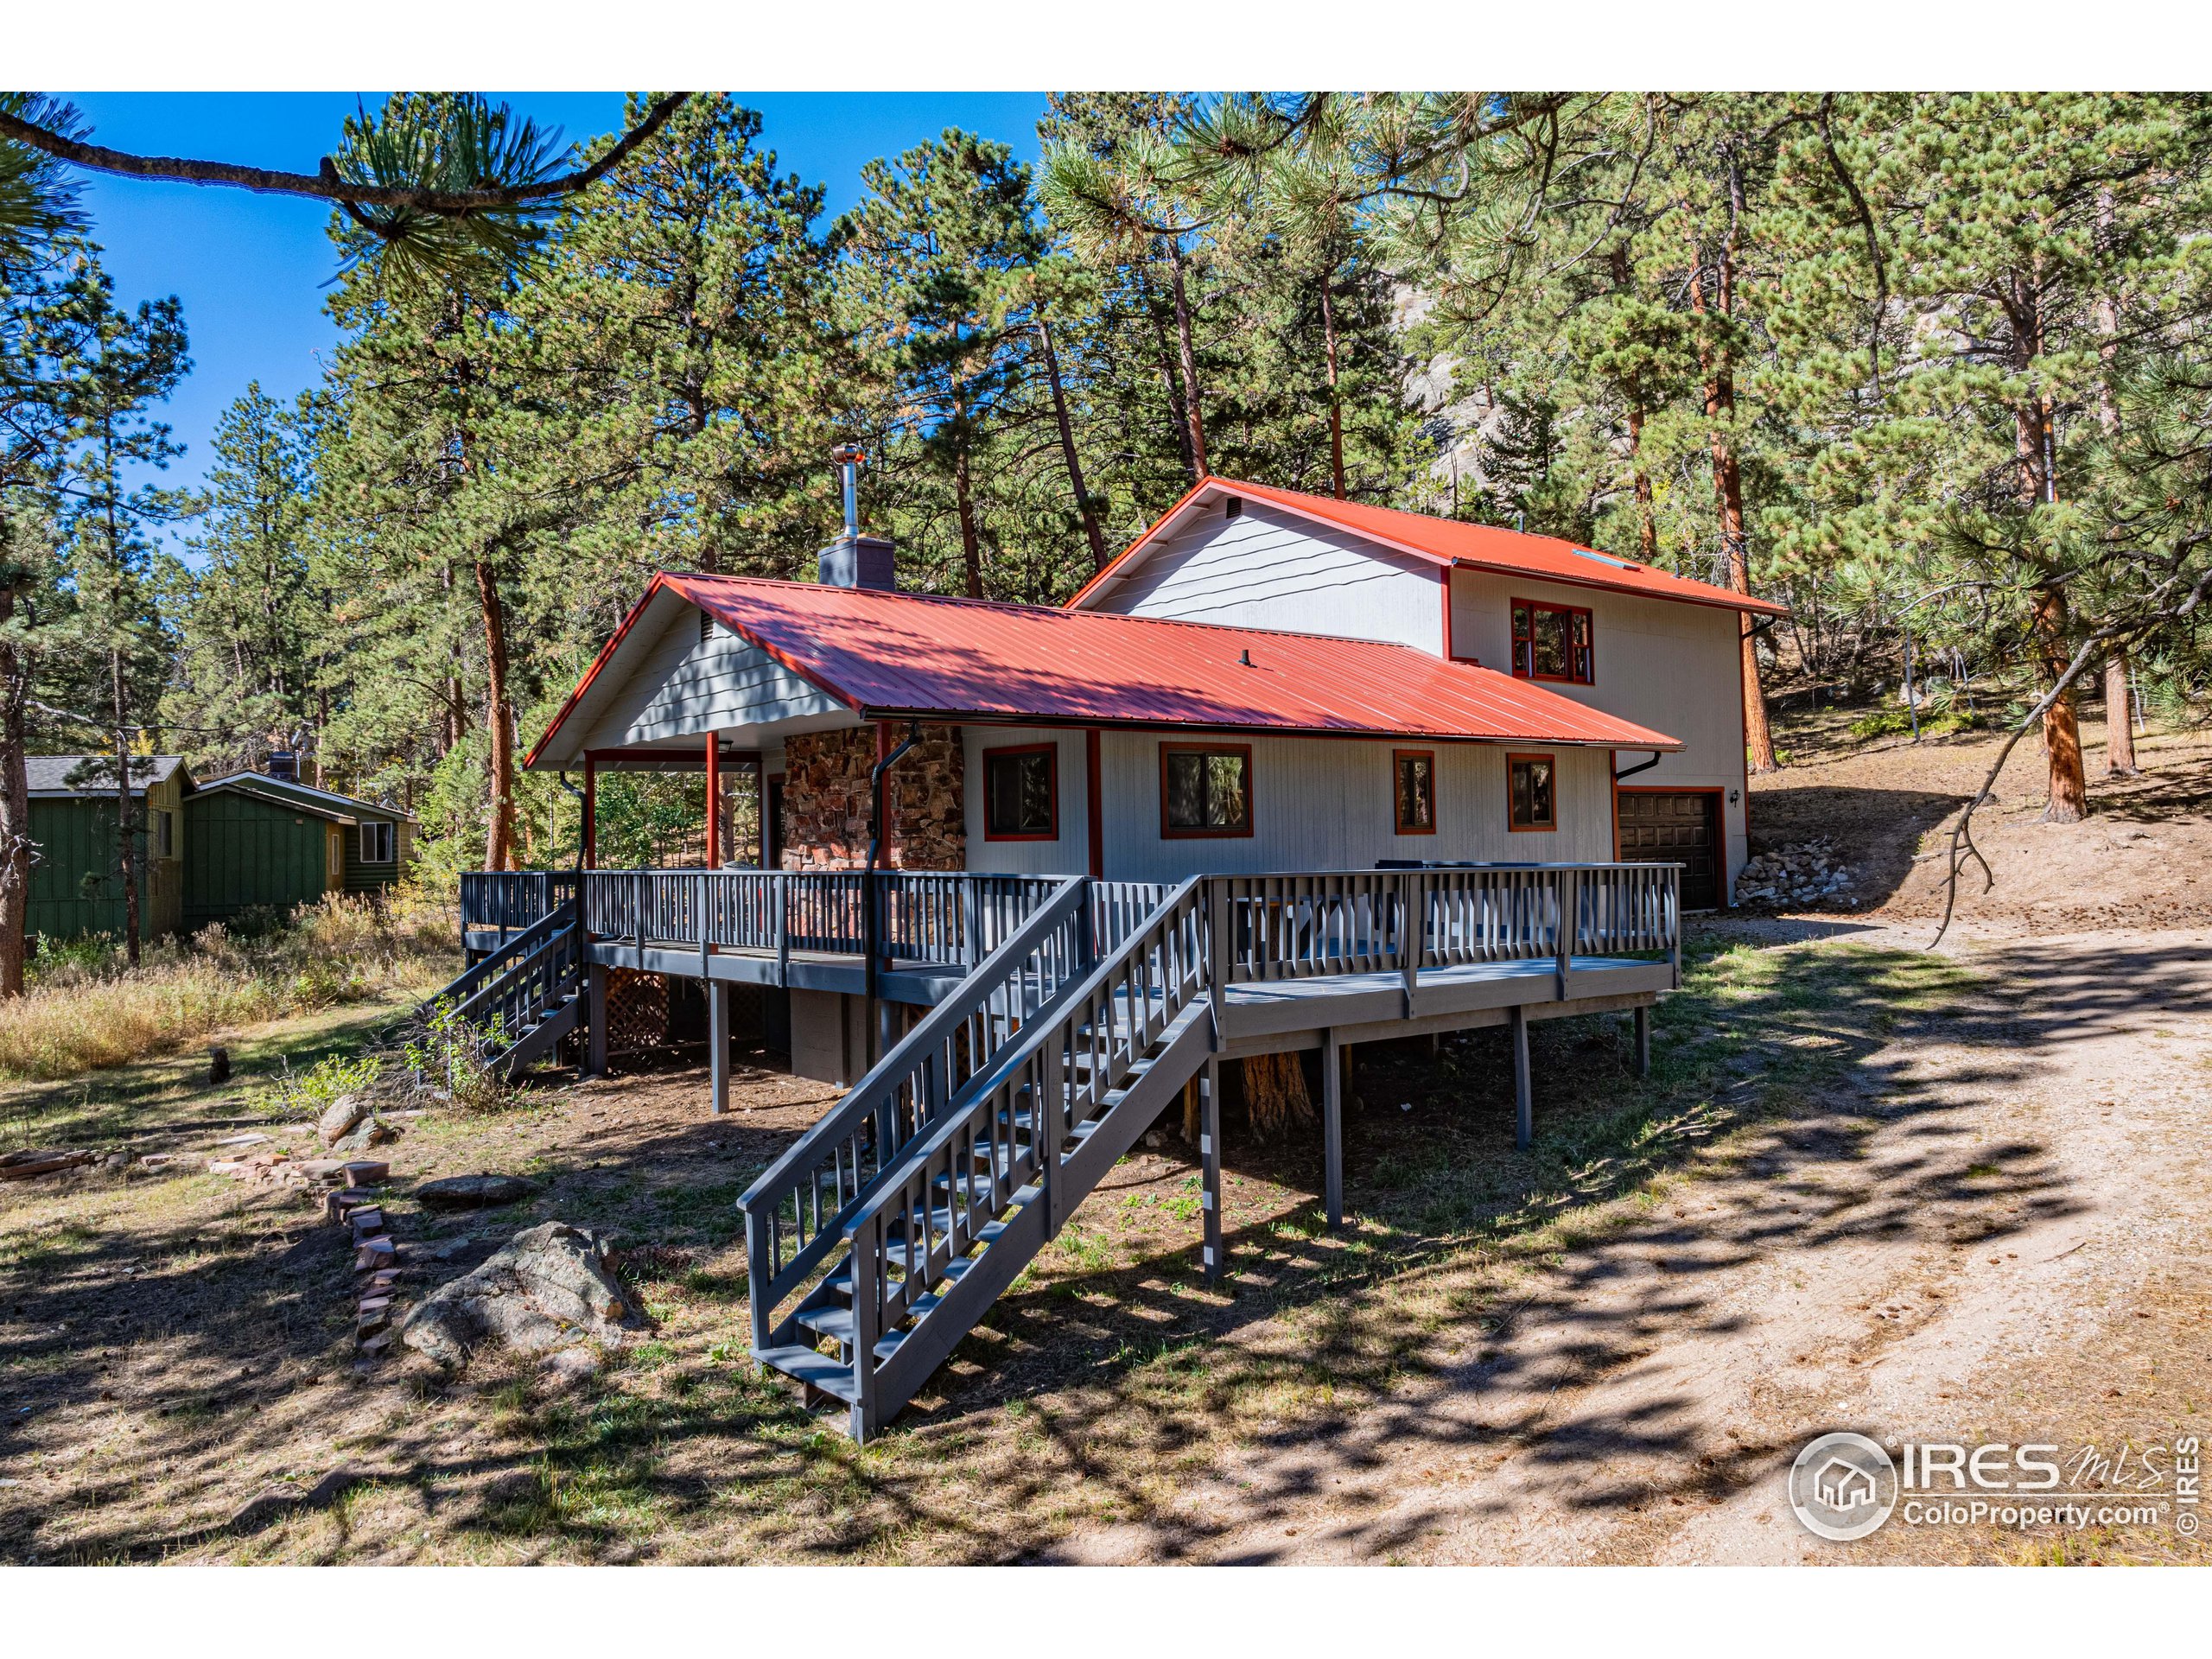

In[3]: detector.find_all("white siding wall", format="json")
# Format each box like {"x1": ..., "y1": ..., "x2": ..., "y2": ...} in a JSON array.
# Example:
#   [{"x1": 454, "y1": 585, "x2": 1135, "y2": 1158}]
[
  {"x1": 578, "y1": 603, "x2": 851, "y2": 751},
  {"x1": 1090, "y1": 500, "x2": 1445, "y2": 652},
  {"x1": 961, "y1": 725, "x2": 1090, "y2": 876},
  {"x1": 1092, "y1": 730, "x2": 1615, "y2": 883},
  {"x1": 1448, "y1": 570, "x2": 1748, "y2": 887}
]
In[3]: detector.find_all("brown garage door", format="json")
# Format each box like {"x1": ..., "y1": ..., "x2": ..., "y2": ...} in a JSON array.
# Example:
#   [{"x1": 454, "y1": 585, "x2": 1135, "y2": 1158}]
[{"x1": 1617, "y1": 791, "x2": 1720, "y2": 910}]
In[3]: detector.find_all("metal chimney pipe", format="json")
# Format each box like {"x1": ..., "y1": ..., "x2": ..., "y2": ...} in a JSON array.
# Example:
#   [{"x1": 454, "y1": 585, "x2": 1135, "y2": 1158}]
[{"x1": 831, "y1": 443, "x2": 863, "y2": 543}]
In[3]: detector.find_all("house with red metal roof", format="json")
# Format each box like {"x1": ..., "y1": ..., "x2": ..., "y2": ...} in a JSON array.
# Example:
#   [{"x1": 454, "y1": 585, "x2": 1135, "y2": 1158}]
[{"x1": 459, "y1": 467, "x2": 1773, "y2": 1437}]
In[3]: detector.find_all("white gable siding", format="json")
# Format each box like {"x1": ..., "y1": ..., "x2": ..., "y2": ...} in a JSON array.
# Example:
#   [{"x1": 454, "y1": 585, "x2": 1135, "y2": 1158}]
[
  {"x1": 578, "y1": 604, "x2": 851, "y2": 752},
  {"x1": 961, "y1": 725, "x2": 1090, "y2": 877},
  {"x1": 1091, "y1": 500, "x2": 1444, "y2": 652},
  {"x1": 1092, "y1": 730, "x2": 1614, "y2": 883},
  {"x1": 1449, "y1": 569, "x2": 1747, "y2": 887}
]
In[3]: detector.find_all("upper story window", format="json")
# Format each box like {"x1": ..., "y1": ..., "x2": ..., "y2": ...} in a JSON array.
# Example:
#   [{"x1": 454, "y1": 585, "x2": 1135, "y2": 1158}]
[
  {"x1": 1161, "y1": 743, "x2": 1252, "y2": 838},
  {"x1": 1506, "y1": 753, "x2": 1558, "y2": 832},
  {"x1": 1393, "y1": 749, "x2": 1436, "y2": 836},
  {"x1": 360, "y1": 821, "x2": 396, "y2": 864},
  {"x1": 1510, "y1": 598, "x2": 1594, "y2": 684},
  {"x1": 982, "y1": 744, "x2": 1058, "y2": 840}
]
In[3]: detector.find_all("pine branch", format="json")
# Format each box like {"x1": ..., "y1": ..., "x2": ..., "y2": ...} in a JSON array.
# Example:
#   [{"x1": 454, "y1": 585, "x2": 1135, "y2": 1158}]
[{"x1": 0, "y1": 94, "x2": 689, "y2": 215}]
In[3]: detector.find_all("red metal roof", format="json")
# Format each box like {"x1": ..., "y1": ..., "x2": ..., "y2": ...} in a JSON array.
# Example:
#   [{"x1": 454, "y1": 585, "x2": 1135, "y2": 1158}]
[
  {"x1": 556, "y1": 574, "x2": 1679, "y2": 752},
  {"x1": 1066, "y1": 474, "x2": 1789, "y2": 617}
]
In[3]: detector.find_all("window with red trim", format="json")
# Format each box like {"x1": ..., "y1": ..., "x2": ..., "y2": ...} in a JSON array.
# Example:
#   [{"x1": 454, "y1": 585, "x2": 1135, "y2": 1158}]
[
  {"x1": 982, "y1": 743, "x2": 1058, "y2": 840},
  {"x1": 1160, "y1": 743, "x2": 1252, "y2": 837},
  {"x1": 1510, "y1": 598, "x2": 1594, "y2": 684},
  {"x1": 1393, "y1": 749, "x2": 1436, "y2": 835},
  {"x1": 1506, "y1": 753, "x2": 1558, "y2": 832}
]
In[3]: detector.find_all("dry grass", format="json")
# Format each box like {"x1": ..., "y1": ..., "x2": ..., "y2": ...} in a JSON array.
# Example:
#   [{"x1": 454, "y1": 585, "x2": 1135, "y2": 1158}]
[{"x1": 0, "y1": 892, "x2": 457, "y2": 1088}]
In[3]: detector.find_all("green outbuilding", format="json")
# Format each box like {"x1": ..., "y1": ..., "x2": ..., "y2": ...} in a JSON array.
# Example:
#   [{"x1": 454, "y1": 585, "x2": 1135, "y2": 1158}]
[{"x1": 27, "y1": 756, "x2": 417, "y2": 944}]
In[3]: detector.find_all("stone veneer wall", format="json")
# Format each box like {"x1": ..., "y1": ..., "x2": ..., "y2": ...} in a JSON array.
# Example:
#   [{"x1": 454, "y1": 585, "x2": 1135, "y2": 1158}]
[{"x1": 779, "y1": 723, "x2": 965, "y2": 870}]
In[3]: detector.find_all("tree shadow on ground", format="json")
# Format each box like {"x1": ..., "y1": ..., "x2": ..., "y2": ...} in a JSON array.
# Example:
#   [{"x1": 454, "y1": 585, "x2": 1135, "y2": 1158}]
[{"x1": 9, "y1": 925, "x2": 2197, "y2": 1562}]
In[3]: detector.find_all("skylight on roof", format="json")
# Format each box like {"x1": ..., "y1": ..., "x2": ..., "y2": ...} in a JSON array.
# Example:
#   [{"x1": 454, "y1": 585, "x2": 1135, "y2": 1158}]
[{"x1": 1567, "y1": 546, "x2": 1641, "y2": 571}]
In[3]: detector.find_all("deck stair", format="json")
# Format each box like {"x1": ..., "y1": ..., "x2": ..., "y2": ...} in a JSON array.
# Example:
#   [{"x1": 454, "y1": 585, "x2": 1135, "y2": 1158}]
[
  {"x1": 416, "y1": 894, "x2": 588, "y2": 1080},
  {"x1": 741, "y1": 876, "x2": 1210, "y2": 1440}
]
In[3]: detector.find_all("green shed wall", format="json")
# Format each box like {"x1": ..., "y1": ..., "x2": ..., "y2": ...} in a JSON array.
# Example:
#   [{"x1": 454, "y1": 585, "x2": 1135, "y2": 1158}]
[
  {"x1": 27, "y1": 796, "x2": 180, "y2": 943},
  {"x1": 182, "y1": 790, "x2": 331, "y2": 927}
]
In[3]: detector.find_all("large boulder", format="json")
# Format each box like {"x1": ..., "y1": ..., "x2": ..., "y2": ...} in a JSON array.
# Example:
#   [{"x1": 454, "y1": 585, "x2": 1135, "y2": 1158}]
[
  {"x1": 400, "y1": 1222, "x2": 641, "y2": 1370},
  {"x1": 416, "y1": 1173, "x2": 540, "y2": 1210}
]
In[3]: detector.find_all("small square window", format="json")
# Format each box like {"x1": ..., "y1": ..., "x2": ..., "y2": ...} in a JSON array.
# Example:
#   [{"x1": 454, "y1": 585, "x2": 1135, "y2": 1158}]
[
  {"x1": 1160, "y1": 744, "x2": 1252, "y2": 837},
  {"x1": 982, "y1": 746, "x2": 1058, "y2": 840},
  {"x1": 1510, "y1": 599, "x2": 1595, "y2": 685},
  {"x1": 360, "y1": 821, "x2": 396, "y2": 863},
  {"x1": 1506, "y1": 753, "x2": 1557, "y2": 831},
  {"x1": 1393, "y1": 750, "x2": 1436, "y2": 836}
]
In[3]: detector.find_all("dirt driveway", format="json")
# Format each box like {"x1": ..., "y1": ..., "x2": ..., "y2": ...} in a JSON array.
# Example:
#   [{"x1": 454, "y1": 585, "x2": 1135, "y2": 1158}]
[{"x1": 1044, "y1": 923, "x2": 2212, "y2": 1565}]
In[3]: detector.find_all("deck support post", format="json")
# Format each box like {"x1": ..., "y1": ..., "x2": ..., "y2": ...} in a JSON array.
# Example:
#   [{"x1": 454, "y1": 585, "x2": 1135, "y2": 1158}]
[
  {"x1": 1200, "y1": 1057, "x2": 1223, "y2": 1283},
  {"x1": 1634, "y1": 1005, "x2": 1650, "y2": 1078},
  {"x1": 709, "y1": 981, "x2": 729, "y2": 1116},
  {"x1": 1321, "y1": 1029, "x2": 1344, "y2": 1230},
  {"x1": 1510, "y1": 1004, "x2": 1532, "y2": 1150},
  {"x1": 585, "y1": 961, "x2": 608, "y2": 1077}
]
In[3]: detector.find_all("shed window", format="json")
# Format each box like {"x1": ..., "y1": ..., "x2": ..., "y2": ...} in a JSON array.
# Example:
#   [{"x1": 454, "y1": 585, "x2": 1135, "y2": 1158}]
[
  {"x1": 982, "y1": 745, "x2": 1058, "y2": 840},
  {"x1": 360, "y1": 821, "x2": 396, "y2": 864},
  {"x1": 151, "y1": 809, "x2": 175, "y2": 858},
  {"x1": 1510, "y1": 599, "x2": 1594, "y2": 684},
  {"x1": 1506, "y1": 753, "x2": 1557, "y2": 832},
  {"x1": 1161, "y1": 744, "x2": 1252, "y2": 837},
  {"x1": 1393, "y1": 750, "x2": 1436, "y2": 836}
]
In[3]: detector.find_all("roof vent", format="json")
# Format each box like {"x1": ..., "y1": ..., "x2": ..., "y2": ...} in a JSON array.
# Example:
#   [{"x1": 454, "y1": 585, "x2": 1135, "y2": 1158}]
[
  {"x1": 267, "y1": 750, "x2": 297, "y2": 782},
  {"x1": 818, "y1": 443, "x2": 897, "y2": 591},
  {"x1": 1224, "y1": 496, "x2": 1243, "y2": 519}
]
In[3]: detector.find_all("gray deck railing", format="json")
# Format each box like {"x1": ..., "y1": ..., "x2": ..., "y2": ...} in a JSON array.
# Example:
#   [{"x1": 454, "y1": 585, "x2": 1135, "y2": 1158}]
[
  {"x1": 1208, "y1": 862, "x2": 1680, "y2": 997},
  {"x1": 463, "y1": 868, "x2": 1070, "y2": 969},
  {"x1": 741, "y1": 876, "x2": 1093, "y2": 1340}
]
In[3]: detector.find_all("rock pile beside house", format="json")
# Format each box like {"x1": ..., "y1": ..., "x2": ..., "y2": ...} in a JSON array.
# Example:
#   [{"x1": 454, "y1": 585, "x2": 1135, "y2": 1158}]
[{"x1": 1735, "y1": 838, "x2": 1856, "y2": 908}]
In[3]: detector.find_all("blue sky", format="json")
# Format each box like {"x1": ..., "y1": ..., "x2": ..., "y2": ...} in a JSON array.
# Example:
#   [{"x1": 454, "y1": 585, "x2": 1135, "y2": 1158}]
[{"x1": 57, "y1": 92, "x2": 1050, "y2": 554}]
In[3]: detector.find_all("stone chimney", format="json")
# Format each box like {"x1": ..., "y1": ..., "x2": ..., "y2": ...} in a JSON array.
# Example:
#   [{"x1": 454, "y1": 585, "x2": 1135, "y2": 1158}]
[{"x1": 818, "y1": 443, "x2": 896, "y2": 591}]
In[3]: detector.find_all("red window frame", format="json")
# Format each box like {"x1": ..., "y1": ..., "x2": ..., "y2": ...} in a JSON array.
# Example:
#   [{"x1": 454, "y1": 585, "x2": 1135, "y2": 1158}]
[
  {"x1": 982, "y1": 741, "x2": 1059, "y2": 842},
  {"x1": 1510, "y1": 597, "x2": 1595, "y2": 684},
  {"x1": 1159, "y1": 741, "x2": 1255, "y2": 839},
  {"x1": 1505, "y1": 751, "x2": 1559, "y2": 833},
  {"x1": 1392, "y1": 748, "x2": 1438, "y2": 836}
]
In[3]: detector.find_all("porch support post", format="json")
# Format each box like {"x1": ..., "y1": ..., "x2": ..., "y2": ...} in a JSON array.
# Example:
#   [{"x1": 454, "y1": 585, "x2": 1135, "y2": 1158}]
[
  {"x1": 709, "y1": 979, "x2": 729, "y2": 1116},
  {"x1": 1200, "y1": 1056, "x2": 1224, "y2": 1283},
  {"x1": 1510, "y1": 1003, "x2": 1533, "y2": 1150},
  {"x1": 1634, "y1": 1005, "x2": 1651, "y2": 1078},
  {"x1": 582, "y1": 757, "x2": 596, "y2": 869},
  {"x1": 585, "y1": 961, "x2": 608, "y2": 1077},
  {"x1": 1084, "y1": 727, "x2": 1104, "y2": 880},
  {"x1": 703, "y1": 734, "x2": 721, "y2": 868},
  {"x1": 1321, "y1": 1028, "x2": 1344, "y2": 1230}
]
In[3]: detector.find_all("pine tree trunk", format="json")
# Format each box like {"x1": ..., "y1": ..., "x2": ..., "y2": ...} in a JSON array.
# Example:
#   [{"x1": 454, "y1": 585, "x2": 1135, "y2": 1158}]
[
  {"x1": 0, "y1": 576, "x2": 29, "y2": 998},
  {"x1": 1688, "y1": 238, "x2": 1779, "y2": 775},
  {"x1": 2033, "y1": 583, "x2": 2088, "y2": 822},
  {"x1": 1627, "y1": 400, "x2": 1658, "y2": 562},
  {"x1": 2104, "y1": 653, "x2": 2139, "y2": 776},
  {"x1": 952, "y1": 396, "x2": 985, "y2": 600},
  {"x1": 474, "y1": 559, "x2": 518, "y2": 870},
  {"x1": 1166, "y1": 245, "x2": 1209, "y2": 478},
  {"x1": 1036, "y1": 314, "x2": 1109, "y2": 571},
  {"x1": 1320, "y1": 273, "x2": 1345, "y2": 500},
  {"x1": 112, "y1": 653, "x2": 140, "y2": 967}
]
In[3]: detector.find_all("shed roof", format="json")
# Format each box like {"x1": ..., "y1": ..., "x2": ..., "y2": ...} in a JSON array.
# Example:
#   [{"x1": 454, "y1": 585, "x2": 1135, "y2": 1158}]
[
  {"x1": 526, "y1": 574, "x2": 1681, "y2": 768},
  {"x1": 194, "y1": 772, "x2": 414, "y2": 823},
  {"x1": 27, "y1": 755, "x2": 190, "y2": 798},
  {"x1": 1066, "y1": 475, "x2": 1789, "y2": 618}
]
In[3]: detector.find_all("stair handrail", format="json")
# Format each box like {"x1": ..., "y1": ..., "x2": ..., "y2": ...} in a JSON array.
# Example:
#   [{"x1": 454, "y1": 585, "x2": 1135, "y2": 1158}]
[
  {"x1": 741, "y1": 874, "x2": 1090, "y2": 1337},
  {"x1": 416, "y1": 897, "x2": 576, "y2": 1025},
  {"x1": 835, "y1": 877, "x2": 1207, "y2": 1409},
  {"x1": 451, "y1": 906, "x2": 582, "y2": 1034}
]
